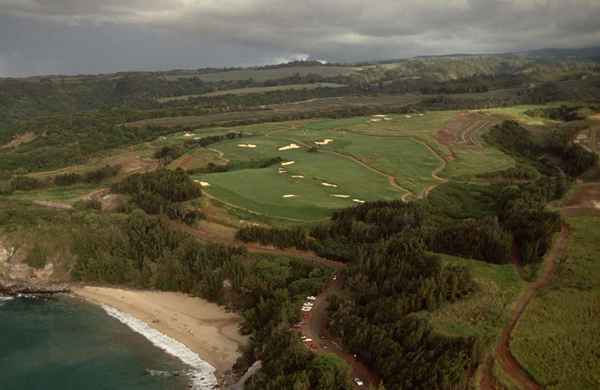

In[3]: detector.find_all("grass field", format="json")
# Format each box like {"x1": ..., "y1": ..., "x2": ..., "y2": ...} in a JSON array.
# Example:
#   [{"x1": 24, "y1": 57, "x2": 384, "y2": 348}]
[
  {"x1": 194, "y1": 136, "x2": 405, "y2": 221},
  {"x1": 510, "y1": 216, "x2": 600, "y2": 389},
  {"x1": 426, "y1": 254, "x2": 524, "y2": 347},
  {"x1": 479, "y1": 104, "x2": 565, "y2": 126},
  {"x1": 177, "y1": 111, "x2": 516, "y2": 220}
]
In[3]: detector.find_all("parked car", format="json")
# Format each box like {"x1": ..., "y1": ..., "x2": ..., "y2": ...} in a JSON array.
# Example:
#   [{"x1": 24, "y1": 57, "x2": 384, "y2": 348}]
[{"x1": 354, "y1": 378, "x2": 364, "y2": 386}]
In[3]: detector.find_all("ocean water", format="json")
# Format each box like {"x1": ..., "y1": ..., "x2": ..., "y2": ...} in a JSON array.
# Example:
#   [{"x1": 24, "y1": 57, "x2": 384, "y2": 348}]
[{"x1": 0, "y1": 296, "x2": 191, "y2": 390}]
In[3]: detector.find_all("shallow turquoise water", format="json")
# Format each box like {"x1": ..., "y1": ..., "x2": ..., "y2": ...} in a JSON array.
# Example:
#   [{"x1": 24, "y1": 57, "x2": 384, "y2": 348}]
[{"x1": 0, "y1": 296, "x2": 189, "y2": 390}]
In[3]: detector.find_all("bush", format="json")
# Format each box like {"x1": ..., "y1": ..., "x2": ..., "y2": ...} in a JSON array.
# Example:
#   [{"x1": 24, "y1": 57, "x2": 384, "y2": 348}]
[{"x1": 25, "y1": 244, "x2": 47, "y2": 269}]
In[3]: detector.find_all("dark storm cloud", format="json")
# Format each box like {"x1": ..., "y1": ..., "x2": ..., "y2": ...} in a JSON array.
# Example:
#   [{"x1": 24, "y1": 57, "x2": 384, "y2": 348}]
[{"x1": 1, "y1": 0, "x2": 599, "y2": 76}]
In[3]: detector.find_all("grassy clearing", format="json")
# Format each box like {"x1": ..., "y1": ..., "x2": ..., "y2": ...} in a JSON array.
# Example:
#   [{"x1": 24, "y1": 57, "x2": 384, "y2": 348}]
[
  {"x1": 479, "y1": 104, "x2": 564, "y2": 126},
  {"x1": 3, "y1": 184, "x2": 99, "y2": 204},
  {"x1": 444, "y1": 147, "x2": 515, "y2": 179},
  {"x1": 426, "y1": 254, "x2": 524, "y2": 347},
  {"x1": 510, "y1": 216, "x2": 600, "y2": 389}
]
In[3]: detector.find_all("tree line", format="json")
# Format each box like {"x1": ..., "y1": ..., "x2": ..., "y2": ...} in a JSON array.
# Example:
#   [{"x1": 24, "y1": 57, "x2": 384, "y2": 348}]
[{"x1": 112, "y1": 168, "x2": 203, "y2": 224}]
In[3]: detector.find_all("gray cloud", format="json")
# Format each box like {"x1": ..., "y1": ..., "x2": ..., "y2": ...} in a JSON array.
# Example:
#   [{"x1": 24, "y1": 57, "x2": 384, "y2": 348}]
[{"x1": 1, "y1": 0, "x2": 599, "y2": 76}]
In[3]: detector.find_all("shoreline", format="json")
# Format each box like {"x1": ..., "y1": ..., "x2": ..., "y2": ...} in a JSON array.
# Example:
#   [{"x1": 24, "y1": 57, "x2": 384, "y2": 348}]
[{"x1": 72, "y1": 286, "x2": 247, "y2": 388}]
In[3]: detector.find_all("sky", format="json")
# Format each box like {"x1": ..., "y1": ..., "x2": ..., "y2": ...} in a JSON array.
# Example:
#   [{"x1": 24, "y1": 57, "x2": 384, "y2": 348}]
[{"x1": 1, "y1": 0, "x2": 600, "y2": 77}]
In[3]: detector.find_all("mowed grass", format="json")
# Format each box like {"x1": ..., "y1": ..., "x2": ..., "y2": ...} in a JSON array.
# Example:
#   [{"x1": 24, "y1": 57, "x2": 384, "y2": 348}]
[
  {"x1": 194, "y1": 137, "x2": 405, "y2": 220},
  {"x1": 511, "y1": 216, "x2": 600, "y2": 389},
  {"x1": 282, "y1": 125, "x2": 442, "y2": 194},
  {"x1": 426, "y1": 254, "x2": 524, "y2": 347},
  {"x1": 190, "y1": 111, "x2": 519, "y2": 219}
]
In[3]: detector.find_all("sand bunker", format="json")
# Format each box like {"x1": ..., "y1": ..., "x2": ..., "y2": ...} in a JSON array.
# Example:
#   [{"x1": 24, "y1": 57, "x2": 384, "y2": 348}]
[
  {"x1": 183, "y1": 132, "x2": 194, "y2": 137},
  {"x1": 321, "y1": 182, "x2": 338, "y2": 188},
  {"x1": 593, "y1": 201, "x2": 600, "y2": 209},
  {"x1": 291, "y1": 175, "x2": 305, "y2": 179},
  {"x1": 404, "y1": 115, "x2": 412, "y2": 119},
  {"x1": 314, "y1": 139, "x2": 334, "y2": 145},
  {"x1": 282, "y1": 194, "x2": 298, "y2": 198},
  {"x1": 353, "y1": 199, "x2": 366, "y2": 204},
  {"x1": 194, "y1": 180, "x2": 210, "y2": 187},
  {"x1": 331, "y1": 194, "x2": 350, "y2": 199},
  {"x1": 281, "y1": 161, "x2": 296, "y2": 166},
  {"x1": 371, "y1": 114, "x2": 391, "y2": 123},
  {"x1": 278, "y1": 144, "x2": 301, "y2": 151},
  {"x1": 238, "y1": 144, "x2": 257, "y2": 148}
]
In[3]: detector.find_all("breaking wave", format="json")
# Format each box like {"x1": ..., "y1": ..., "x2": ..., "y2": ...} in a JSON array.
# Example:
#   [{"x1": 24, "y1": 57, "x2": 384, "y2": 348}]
[{"x1": 102, "y1": 305, "x2": 217, "y2": 389}]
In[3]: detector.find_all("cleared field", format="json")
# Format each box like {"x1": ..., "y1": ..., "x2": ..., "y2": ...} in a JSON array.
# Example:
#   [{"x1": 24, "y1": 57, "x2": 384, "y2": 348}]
[
  {"x1": 164, "y1": 66, "x2": 358, "y2": 82},
  {"x1": 167, "y1": 148, "x2": 227, "y2": 170},
  {"x1": 3, "y1": 184, "x2": 99, "y2": 205},
  {"x1": 510, "y1": 216, "x2": 600, "y2": 389},
  {"x1": 427, "y1": 254, "x2": 524, "y2": 346}
]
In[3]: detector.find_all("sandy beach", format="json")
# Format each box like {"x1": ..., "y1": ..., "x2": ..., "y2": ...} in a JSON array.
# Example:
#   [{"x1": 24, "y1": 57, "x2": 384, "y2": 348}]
[{"x1": 73, "y1": 286, "x2": 247, "y2": 374}]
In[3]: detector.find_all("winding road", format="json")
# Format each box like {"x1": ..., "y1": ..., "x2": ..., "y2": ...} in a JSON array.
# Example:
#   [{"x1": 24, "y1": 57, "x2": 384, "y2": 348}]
[{"x1": 480, "y1": 226, "x2": 569, "y2": 390}]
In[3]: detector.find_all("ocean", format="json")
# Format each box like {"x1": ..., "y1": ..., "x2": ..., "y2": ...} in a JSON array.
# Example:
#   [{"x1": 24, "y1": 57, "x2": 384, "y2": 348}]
[{"x1": 0, "y1": 295, "x2": 201, "y2": 390}]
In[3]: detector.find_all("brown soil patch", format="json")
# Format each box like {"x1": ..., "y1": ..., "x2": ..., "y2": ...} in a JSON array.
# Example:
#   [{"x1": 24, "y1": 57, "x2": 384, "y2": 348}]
[
  {"x1": 435, "y1": 128, "x2": 456, "y2": 146},
  {"x1": 1, "y1": 132, "x2": 36, "y2": 149},
  {"x1": 436, "y1": 112, "x2": 498, "y2": 148},
  {"x1": 562, "y1": 182, "x2": 600, "y2": 209}
]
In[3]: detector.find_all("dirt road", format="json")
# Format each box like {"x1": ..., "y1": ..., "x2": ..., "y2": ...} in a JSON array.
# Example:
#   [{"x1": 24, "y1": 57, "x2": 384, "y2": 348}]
[{"x1": 481, "y1": 226, "x2": 569, "y2": 390}]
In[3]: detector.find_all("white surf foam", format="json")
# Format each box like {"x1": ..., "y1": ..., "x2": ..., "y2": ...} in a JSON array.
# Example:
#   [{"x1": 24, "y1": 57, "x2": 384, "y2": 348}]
[{"x1": 102, "y1": 305, "x2": 217, "y2": 390}]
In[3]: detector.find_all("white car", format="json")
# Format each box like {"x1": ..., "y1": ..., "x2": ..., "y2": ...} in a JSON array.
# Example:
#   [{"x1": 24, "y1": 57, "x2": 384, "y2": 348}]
[
  {"x1": 303, "y1": 302, "x2": 314, "y2": 307},
  {"x1": 354, "y1": 378, "x2": 364, "y2": 386},
  {"x1": 301, "y1": 307, "x2": 312, "y2": 312},
  {"x1": 306, "y1": 296, "x2": 317, "y2": 301}
]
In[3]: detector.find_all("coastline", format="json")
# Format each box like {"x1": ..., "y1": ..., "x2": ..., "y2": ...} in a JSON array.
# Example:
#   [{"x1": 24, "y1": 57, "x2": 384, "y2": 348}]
[{"x1": 72, "y1": 286, "x2": 247, "y2": 388}]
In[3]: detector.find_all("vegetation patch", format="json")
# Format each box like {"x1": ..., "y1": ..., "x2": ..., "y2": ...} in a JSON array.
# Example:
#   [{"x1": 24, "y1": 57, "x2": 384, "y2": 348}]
[{"x1": 511, "y1": 216, "x2": 600, "y2": 389}]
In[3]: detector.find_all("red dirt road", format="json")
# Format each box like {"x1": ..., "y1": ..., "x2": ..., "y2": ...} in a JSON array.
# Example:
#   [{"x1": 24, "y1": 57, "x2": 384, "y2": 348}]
[{"x1": 481, "y1": 226, "x2": 569, "y2": 390}]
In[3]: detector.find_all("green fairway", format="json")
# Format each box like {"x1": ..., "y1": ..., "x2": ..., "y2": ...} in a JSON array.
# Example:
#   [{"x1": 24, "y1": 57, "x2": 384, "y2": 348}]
[
  {"x1": 181, "y1": 110, "x2": 517, "y2": 219},
  {"x1": 194, "y1": 144, "x2": 405, "y2": 221}
]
